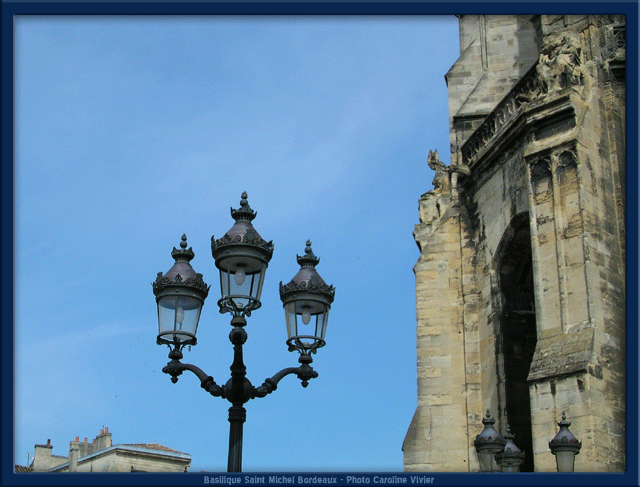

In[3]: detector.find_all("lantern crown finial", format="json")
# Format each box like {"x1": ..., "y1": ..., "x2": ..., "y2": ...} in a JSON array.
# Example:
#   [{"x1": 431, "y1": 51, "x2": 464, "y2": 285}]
[
  {"x1": 230, "y1": 191, "x2": 257, "y2": 223},
  {"x1": 171, "y1": 234, "x2": 195, "y2": 263},
  {"x1": 281, "y1": 242, "x2": 335, "y2": 299},
  {"x1": 502, "y1": 425, "x2": 523, "y2": 455},
  {"x1": 474, "y1": 410, "x2": 505, "y2": 448},
  {"x1": 483, "y1": 409, "x2": 494, "y2": 426},
  {"x1": 153, "y1": 234, "x2": 209, "y2": 297},
  {"x1": 296, "y1": 240, "x2": 320, "y2": 268},
  {"x1": 549, "y1": 411, "x2": 582, "y2": 449},
  {"x1": 474, "y1": 410, "x2": 506, "y2": 472}
]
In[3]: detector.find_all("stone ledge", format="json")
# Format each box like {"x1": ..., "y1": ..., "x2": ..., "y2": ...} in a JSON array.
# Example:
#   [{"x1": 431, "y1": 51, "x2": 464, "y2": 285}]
[{"x1": 528, "y1": 327, "x2": 594, "y2": 382}]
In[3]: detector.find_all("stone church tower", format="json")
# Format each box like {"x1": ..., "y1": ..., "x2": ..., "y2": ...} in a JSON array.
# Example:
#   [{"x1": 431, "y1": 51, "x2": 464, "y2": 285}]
[{"x1": 403, "y1": 15, "x2": 625, "y2": 472}]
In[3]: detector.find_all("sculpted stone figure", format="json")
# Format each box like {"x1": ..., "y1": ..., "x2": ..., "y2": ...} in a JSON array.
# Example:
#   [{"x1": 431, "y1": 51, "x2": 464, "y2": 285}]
[
  {"x1": 427, "y1": 149, "x2": 451, "y2": 195},
  {"x1": 419, "y1": 150, "x2": 452, "y2": 226},
  {"x1": 537, "y1": 35, "x2": 585, "y2": 93}
]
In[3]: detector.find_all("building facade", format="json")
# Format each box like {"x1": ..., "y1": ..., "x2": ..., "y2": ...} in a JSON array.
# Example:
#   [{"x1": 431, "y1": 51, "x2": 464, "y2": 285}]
[
  {"x1": 403, "y1": 15, "x2": 625, "y2": 472},
  {"x1": 17, "y1": 427, "x2": 191, "y2": 473}
]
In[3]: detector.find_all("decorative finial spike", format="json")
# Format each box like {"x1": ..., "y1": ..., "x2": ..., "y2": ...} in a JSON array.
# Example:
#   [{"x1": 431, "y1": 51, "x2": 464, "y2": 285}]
[
  {"x1": 562, "y1": 411, "x2": 567, "y2": 421},
  {"x1": 229, "y1": 191, "x2": 257, "y2": 222},
  {"x1": 171, "y1": 234, "x2": 195, "y2": 262},
  {"x1": 297, "y1": 240, "x2": 319, "y2": 267}
]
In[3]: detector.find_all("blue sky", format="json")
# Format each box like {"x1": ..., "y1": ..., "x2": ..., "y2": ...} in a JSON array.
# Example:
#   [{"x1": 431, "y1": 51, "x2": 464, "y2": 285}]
[{"x1": 14, "y1": 15, "x2": 459, "y2": 472}]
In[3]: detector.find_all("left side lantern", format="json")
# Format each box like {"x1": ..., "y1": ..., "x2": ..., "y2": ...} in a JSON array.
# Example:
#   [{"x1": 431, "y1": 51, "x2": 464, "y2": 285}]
[{"x1": 153, "y1": 234, "x2": 210, "y2": 348}]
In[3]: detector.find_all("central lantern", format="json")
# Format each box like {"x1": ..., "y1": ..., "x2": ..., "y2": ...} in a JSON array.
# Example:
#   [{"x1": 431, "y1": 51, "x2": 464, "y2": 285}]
[{"x1": 211, "y1": 192, "x2": 274, "y2": 317}]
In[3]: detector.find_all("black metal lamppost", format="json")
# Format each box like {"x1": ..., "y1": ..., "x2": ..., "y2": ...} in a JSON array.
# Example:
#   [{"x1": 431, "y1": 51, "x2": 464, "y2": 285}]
[{"x1": 152, "y1": 192, "x2": 335, "y2": 472}]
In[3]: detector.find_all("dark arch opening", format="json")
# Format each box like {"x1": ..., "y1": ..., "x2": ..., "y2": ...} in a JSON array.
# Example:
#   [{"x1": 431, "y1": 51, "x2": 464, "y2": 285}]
[{"x1": 498, "y1": 217, "x2": 537, "y2": 472}]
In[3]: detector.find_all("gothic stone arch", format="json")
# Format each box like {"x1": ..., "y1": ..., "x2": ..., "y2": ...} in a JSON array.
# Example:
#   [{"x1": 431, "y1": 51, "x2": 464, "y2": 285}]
[{"x1": 493, "y1": 213, "x2": 537, "y2": 472}]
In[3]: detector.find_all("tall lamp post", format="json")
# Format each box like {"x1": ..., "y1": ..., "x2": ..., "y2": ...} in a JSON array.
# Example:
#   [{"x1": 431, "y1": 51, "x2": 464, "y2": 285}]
[{"x1": 152, "y1": 192, "x2": 335, "y2": 472}]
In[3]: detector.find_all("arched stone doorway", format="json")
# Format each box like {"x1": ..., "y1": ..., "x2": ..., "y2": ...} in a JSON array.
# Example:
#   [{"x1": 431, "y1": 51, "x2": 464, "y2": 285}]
[{"x1": 497, "y1": 215, "x2": 537, "y2": 472}]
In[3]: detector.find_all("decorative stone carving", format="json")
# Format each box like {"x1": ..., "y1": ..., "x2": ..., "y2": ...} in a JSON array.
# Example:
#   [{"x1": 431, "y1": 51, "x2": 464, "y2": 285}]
[
  {"x1": 537, "y1": 35, "x2": 585, "y2": 93},
  {"x1": 462, "y1": 64, "x2": 544, "y2": 165},
  {"x1": 427, "y1": 149, "x2": 451, "y2": 195},
  {"x1": 418, "y1": 150, "x2": 454, "y2": 228}
]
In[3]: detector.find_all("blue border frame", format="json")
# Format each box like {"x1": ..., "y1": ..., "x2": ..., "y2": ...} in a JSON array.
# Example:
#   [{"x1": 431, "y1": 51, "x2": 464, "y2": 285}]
[{"x1": 2, "y1": 2, "x2": 638, "y2": 486}]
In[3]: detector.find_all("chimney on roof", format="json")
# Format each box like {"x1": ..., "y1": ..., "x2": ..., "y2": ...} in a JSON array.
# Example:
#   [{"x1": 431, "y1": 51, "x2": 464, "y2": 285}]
[
  {"x1": 32, "y1": 439, "x2": 53, "y2": 472},
  {"x1": 69, "y1": 442, "x2": 79, "y2": 472},
  {"x1": 75, "y1": 435, "x2": 92, "y2": 459},
  {"x1": 94, "y1": 426, "x2": 112, "y2": 451}
]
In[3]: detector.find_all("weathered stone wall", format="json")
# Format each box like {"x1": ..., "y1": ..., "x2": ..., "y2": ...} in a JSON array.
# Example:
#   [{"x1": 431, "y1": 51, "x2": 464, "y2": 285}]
[
  {"x1": 404, "y1": 14, "x2": 625, "y2": 473},
  {"x1": 403, "y1": 187, "x2": 469, "y2": 472}
]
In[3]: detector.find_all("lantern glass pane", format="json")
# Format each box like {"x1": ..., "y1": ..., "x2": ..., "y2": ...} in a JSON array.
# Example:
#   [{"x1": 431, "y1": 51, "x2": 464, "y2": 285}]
[
  {"x1": 555, "y1": 451, "x2": 575, "y2": 473},
  {"x1": 283, "y1": 299, "x2": 329, "y2": 347},
  {"x1": 219, "y1": 262, "x2": 266, "y2": 310},
  {"x1": 477, "y1": 451, "x2": 493, "y2": 472},
  {"x1": 316, "y1": 309, "x2": 329, "y2": 340},
  {"x1": 284, "y1": 302, "x2": 298, "y2": 340},
  {"x1": 158, "y1": 295, "x2": 202, "y2": 342}
]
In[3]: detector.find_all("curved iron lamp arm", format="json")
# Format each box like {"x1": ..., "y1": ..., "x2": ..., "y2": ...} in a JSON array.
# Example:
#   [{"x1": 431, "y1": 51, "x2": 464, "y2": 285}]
[
  {"x1": 162, "y1": 350, "x2": 224, "y2": 397},
  {"x1": 161, "y1": 342, "x2": 318, "y2": 473},
  {"x1": 254, "y1": 358, "x2": 318, "y2": 397}
]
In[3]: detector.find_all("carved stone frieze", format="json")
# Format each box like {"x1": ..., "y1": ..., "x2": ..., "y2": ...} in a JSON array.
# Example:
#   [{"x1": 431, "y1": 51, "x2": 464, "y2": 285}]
[{"x1": 462, "y1": 65, "x2": 544, "y2": 165}]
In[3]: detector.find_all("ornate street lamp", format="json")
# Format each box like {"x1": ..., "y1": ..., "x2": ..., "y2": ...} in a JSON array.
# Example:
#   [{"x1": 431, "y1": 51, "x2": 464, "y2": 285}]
[
  {"x1": 211, "y1": 192, "x2": 273, "y2": 317},
  {"x1": 495, "y1": 425, "x2": 525, "y2": 472},
  {"x1": 280, "y1": 240, "x2": 335, "y2": 357},
  {"x1": 153, "y1": 193, "x2": 335, "y2": 473},
  {"x1": 474, "y1": 410, "x2": 506, "y2": 472},
  {"x1": 153, "y1": 234, "x2": 210, "y2": 350},
  {"x1": 549, "y1": 411, "x2": 582, "y2": 472}
]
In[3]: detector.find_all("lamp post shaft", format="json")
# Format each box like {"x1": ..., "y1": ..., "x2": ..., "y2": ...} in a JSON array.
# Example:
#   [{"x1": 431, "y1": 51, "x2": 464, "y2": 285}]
[
  {"x1": 228, "y1": 406, "x2": 246, "y2": 472},
  {"x1": 226, "y1": 318, "x2": 249, "y2": 472}
]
